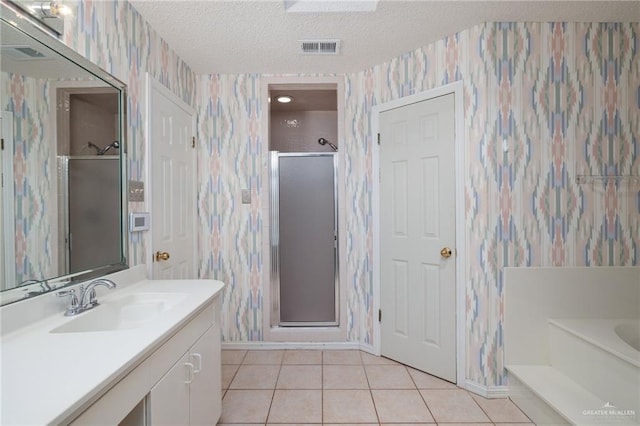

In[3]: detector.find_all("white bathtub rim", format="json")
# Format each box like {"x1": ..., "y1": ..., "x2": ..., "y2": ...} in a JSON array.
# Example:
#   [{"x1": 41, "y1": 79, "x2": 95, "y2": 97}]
[{"x1": 548, "y1": 318, "x2": 640, "y2": 369}]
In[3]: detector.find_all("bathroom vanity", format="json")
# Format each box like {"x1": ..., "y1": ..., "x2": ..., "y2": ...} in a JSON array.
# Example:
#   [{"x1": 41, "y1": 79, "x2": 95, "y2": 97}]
[{"x1": 0, "y1": 266, "x2": 225, "y2": 425}]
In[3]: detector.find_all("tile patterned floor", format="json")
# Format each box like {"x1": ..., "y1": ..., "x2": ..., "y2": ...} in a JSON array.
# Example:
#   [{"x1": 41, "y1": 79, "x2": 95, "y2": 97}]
[{"x1": 219, "y1": 349, "x2": 533, "y2": 425}]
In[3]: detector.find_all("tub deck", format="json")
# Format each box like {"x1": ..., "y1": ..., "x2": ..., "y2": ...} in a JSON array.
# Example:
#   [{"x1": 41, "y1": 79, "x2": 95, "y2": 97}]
[{"x1": 548, "y1": 318, "x2": 640, "y2": 368}]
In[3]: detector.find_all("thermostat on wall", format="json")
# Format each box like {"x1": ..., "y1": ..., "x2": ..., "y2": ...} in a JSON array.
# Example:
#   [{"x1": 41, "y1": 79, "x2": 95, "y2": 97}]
[{"x1": 129, "y1": 212, "x2": 150, "y2": 232}]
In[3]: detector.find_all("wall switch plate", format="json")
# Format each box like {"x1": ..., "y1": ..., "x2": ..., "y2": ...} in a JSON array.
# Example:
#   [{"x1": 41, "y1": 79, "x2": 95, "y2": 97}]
[
  {"x1": 241, "y1": 189, "x2": 251, "y2": 204},
  {"x1": 129, "y1": 180, "x2": 144, "y2": 202}
]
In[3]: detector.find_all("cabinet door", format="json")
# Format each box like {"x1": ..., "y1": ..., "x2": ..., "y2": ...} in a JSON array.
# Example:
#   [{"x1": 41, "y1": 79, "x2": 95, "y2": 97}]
[
  {"x1": 149, "y1": 352, "x2": 191, "y2": 426},
  {"x1": 189, "y1": 325, "x2": 221, "y2": 425}
]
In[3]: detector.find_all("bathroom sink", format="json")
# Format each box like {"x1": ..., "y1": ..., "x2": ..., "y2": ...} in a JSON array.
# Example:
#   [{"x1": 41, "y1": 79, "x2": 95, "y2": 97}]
[{"x1": 51, "y1": 292, "x2": 188, "y2": 333}]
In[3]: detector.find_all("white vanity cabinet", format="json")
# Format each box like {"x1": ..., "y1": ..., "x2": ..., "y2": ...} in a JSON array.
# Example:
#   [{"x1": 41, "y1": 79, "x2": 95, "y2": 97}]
[
  {"x1": 68, "y1": 295, "x2": 222, "y2": 426},
  {"x1": 149, "y1": 324, "x2": 221, "y2": 425}
]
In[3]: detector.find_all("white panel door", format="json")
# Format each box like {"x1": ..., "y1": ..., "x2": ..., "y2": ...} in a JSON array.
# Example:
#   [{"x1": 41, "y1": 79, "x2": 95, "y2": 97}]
[
  {"x1": 380, "y1": 93, "x2": 456, "y2": 382},
  {"x1": 150, "y1": 83, "x2": 195, "y2": 279}
]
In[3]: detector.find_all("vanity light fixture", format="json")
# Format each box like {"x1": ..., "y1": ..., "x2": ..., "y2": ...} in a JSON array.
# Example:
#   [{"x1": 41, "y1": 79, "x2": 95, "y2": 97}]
[
  {"x1": 276, "y1": 95, "x2": 293, "y2": 104},
  {"x1": 27, "y1": 1, "x2": 71, "y2": 18}
]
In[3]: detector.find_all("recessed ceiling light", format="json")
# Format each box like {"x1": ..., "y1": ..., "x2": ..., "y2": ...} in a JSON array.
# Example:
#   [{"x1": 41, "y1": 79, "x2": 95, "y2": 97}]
[{"x1": 276, "y1": 96, "x2": 293, "y2": 104}]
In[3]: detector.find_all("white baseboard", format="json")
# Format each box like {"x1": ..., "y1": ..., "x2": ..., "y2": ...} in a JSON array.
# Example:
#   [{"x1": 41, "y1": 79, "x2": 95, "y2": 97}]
[
  {"x1": 465, "y1": 380, "x2": 509, "y2": 398},
  {"x1": 221, "y1": 341, "x2": 362, "y2": 350},
  {"x1": 358, "y1": 343, "x2": 377, "y2": 355}
]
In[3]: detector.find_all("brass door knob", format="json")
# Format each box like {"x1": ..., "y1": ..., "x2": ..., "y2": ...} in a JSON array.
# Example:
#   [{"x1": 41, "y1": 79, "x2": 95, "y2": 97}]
[
  {"x1": 440, "y1": 247, "x2": 452, "y2": 258},
  {"x1": 155, "y1": 251, "x2": 170, "y2": 262}
]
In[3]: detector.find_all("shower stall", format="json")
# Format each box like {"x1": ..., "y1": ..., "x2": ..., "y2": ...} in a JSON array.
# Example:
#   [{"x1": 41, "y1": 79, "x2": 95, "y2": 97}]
[
  {"x1": 58, "y1": 156, "x2": 121, "y2": 274},
  {"x1": 270, "y1": 152, "x2": 338, "y2": 326}
]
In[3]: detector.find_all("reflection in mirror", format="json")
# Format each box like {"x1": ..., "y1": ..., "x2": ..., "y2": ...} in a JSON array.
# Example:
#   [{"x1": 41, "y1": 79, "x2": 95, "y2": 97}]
[
  {"x1": 6, "y1": 0, "x2": 69, "y2": 35},
  {"x1": 1, "y1": 3, "x2": 127, "y2": 305}
]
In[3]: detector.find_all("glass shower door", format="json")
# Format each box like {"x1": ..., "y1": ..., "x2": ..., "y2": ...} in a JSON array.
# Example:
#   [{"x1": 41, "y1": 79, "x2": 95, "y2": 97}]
[{"x1": 271, "y1": 152, "x2": 338, "y2": 325}]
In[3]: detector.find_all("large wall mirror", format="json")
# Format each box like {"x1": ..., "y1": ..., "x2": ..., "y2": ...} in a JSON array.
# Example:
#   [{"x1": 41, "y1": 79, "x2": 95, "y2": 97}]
[{"x1": 0, "y1": 1, "x2": 128, "y2": 305}]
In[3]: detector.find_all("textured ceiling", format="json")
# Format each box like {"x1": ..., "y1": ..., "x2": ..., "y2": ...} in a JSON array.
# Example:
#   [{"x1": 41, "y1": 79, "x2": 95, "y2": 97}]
[{"x1": 129, "y1": 0, "x2": 640, "y2": 75}]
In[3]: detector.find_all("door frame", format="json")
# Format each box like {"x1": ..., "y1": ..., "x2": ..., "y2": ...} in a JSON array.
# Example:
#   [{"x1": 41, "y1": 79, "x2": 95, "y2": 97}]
[
  {"x1": 1, "y1": 111, "x2": 15, "y2": 290},
  {"x1": 260, "y1": 75, "x2": 347, "y2": 342},
  {"x1": 145, "y1": 73, "x2": 198, "y2": 279},
  {"x1": 372, "y1": 81, "x2": 466, "y2": 386}
]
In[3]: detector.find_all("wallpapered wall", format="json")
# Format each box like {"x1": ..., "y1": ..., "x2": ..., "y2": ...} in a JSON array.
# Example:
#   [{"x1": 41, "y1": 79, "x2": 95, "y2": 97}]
[
  {"x1": 62, "y1": 0, "x2": 198, "y2": 265},
  {"x1": 347, "y1": 21, "x2": 638, "y2": 386},
  {"x1": 11, "y1": 0, "x2": 636, "y2": 388},
  {"x1": 198, "y1": 22, "x2": 639, "y2": 387},
  {"x1": 1, "y1": 73, "x2": 54, "y2": 285},
  {"x1": 2, "y1": 0, "x2": 196, "y2": 286}
]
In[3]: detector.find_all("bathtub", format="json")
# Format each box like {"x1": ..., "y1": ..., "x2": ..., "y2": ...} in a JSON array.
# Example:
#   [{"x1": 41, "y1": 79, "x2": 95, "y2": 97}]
[
  {"x1": 616, "y1": 321, "x2": 640, "y2": 352},
  {"x1": 549, "y1": 318, "x2": 640, "y2": 368},
  {"x1": 548, "y1": 318, "x2": 639, "y2": 423}
]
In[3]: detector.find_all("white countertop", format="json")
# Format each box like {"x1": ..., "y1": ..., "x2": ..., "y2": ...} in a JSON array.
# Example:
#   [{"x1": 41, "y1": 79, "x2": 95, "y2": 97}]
[{"x1": 0, "y1": 275, "x2": 224, "y2": 425}]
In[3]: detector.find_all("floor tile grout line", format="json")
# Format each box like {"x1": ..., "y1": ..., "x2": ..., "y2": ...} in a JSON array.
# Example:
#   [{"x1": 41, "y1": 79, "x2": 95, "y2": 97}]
[
  {"x1": 362, "y1": 354, "x2": 382, "y2": 425},
  {"x1": 412, "y1": 366, "x2": 437, "y2": 424},
  {"x1": 470, "y1": 394, "x2": 496, "y2": 424},
  {"x1": 471, "y1": 392, "x2": 535, "y2": 424},
  {"x1": 264, "y1": 355, "x2": 284, "y2": 424},
  {"x1": 321, "y1": 350, "x2": 324, "y2": 425},
  {"x1": 223, "y1": 350, "x2": 532, "y2": 425}
]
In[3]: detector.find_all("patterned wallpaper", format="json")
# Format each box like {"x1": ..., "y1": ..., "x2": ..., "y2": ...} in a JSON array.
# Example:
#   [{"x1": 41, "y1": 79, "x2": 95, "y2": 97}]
[
  {"x1": 1, "y1": 74, "x2": 54, "y2": 285},
  {"x1": 7, "y1": 0, "x2": 636, "y2": 388},
  {"x1": 197, "y1": 74, "x2": 264, "y2": 341},
  {"x1": 2, "y1": 0, "x2": 196, "y2": 285},
  {"x1": 348, "y1": 22, "x2": 638, "y2": 386},
  {"x1": 198, "y1": 22, "x2": 639, "y2": 387},
  {"x1": 62, "y1": 0, "x2": 198, "y2": 265}
]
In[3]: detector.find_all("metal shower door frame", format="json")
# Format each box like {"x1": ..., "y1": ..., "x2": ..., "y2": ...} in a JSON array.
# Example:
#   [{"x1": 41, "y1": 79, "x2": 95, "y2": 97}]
[{"x1": 269, "y1": 151, "x2": 340, "y2": 327}]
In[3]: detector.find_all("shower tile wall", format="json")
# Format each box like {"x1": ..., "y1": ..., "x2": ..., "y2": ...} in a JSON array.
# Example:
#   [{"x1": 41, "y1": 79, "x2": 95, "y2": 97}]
[
  {"x1": 197, "y1": 22, "x2": 639, "y2": 388},
  {"x1": 270, "y1": 110, "x2": 338, "y2": 152}
]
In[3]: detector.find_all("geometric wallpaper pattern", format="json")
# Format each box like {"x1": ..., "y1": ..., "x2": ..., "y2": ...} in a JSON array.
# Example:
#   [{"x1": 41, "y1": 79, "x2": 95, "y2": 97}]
[
  {"x1": 198, "y1": 22, "x2": 639, "y2": 387},
  {"x1": 55, "y1": 1, "x2": 639, "y2": 388},
  {"x1": 1, "y1": 74, "x2": 53, "y2": 285},
  {"x1": 345, "y1": 22, "x2": 639, "y2": 386},
  {"x1": 62, "y1": 0, "x2": 198, "y2": 266}
]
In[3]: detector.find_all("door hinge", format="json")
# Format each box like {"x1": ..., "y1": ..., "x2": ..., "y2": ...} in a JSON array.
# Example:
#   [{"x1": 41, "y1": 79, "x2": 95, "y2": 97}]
[
  {"x1": 1, "y1": 138, "x2": 4, "y2": 150},
  {"x1": 192, "y1": 136, "x2": 196, "y2": 148},
  {"x1": 378, "y1": 309, "x2": 381, "y2": 322},
  {"x1": 377, "y1": 133, "x2": 380, "y2": 145}
]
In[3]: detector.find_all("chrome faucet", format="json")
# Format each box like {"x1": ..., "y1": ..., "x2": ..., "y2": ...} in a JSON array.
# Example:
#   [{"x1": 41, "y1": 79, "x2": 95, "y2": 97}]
[
  {"x1": 56, "y1": 278, "x2": 116, "y2": 316},
  {"x1": 79, "y1": 278, "x2": 116, "y2": 309}
]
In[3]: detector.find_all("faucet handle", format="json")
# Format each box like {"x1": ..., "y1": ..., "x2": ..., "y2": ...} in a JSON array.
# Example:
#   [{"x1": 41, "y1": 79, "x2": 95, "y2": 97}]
[
  {"x1": 56, "y1": 289, "x2": 80, "y2": 316},
  {"x1": 79, "y1": 285, "x2": 99, "y2": 308}
]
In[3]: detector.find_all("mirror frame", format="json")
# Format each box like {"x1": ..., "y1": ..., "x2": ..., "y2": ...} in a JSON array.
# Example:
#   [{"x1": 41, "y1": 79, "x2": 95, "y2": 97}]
[{"x1": 0, "y1": 0, "x2": 129, "y2": 305}]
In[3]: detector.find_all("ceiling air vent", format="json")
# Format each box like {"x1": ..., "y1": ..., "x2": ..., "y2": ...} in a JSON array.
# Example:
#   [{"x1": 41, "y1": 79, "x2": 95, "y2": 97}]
[
  {"x1": 1, "y1": 45, "x2": 47, "y2": 60},
  {"x1": 299, "y1": 39, "x2": 341, "y2": 55}
]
